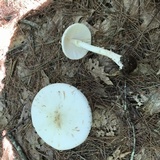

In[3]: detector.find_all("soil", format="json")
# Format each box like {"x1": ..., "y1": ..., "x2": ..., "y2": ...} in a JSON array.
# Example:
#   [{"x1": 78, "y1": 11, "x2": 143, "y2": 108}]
[{"x1": 0, "y1": 0, "x2": 160, "y2": 160}]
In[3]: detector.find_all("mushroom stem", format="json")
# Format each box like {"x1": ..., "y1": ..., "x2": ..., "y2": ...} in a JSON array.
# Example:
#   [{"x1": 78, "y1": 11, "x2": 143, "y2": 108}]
[{"x1": 71, "y1": 39, "x2": 123, "y2": 69}]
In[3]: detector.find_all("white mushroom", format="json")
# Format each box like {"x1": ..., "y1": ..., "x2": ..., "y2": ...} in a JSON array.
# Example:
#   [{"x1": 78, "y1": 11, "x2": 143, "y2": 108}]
[
  {"x1": 31, "y1": 83, "x2": 92, "y2": 150},
  {"x1": 61, "y1": 23, "x2": 137, "y2": 74}
]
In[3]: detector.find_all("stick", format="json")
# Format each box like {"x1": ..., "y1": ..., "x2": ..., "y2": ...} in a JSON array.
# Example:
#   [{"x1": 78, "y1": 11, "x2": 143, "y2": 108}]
[
  {"x1": 7, "y1": 132, "x2": 29, "y2": 160},
  {"x1": 124, "y1": 79, "x2": 136, "y2": 160},
  {"x1": 130, "y1": 122, "x2": 136, "y2": 160},
  {"x1": 20, "y1": 19, "x2": 40, "y2": 29}
]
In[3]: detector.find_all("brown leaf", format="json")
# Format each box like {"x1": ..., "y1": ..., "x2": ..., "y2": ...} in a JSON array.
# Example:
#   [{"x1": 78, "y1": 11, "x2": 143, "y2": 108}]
[
  {"x1": 144, "y1": 89, "x2": 160, "y2": 115},
  {"x1": 86, "y1": 58, "x2": 113, "y2": 85}
]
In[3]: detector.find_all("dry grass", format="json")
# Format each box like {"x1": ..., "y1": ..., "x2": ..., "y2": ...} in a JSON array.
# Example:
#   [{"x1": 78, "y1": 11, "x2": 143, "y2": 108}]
[{"x1": 0, "y1": 0, "x2": 160, "y2": 159}]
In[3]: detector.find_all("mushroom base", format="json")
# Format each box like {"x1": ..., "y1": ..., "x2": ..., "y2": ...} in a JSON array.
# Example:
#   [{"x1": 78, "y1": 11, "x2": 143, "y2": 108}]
[{"x1": 121, "y1": 54, "x2": 137, "y2": 74}]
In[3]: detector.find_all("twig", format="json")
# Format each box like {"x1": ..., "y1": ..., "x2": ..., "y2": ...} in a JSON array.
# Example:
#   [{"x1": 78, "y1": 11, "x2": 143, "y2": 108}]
[
  {"x1": 124, "y1": 80, "x2": 127, "y2": 111},
  {"x1": 124, "y1": 79, "x2": 136, "y2": 159},
  {"x1": 130, "y1": 122, "x2": 136, "y2": 160},
  {"x1": 0, "y1": 117, "x2": 30, "y2": 159},
  {"x1": 20, "y1": 19, "x2": 40, "y2": 29},
  {"x1": 7, "y1": 132, "x2": 29, "y2": 160}
]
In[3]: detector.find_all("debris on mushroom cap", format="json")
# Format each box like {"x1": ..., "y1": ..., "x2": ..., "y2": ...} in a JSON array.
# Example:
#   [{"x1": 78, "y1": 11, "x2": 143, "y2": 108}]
[{"x1": 31, "y1": 83, "x2": 92, "y2": 150}]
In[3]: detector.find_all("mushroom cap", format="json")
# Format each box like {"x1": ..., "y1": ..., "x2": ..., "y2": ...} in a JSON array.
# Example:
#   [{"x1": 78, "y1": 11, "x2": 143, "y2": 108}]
[
  {"x1": 31, "y1": 83, "x2": 92, "y2": 150},
  {"x1": 61, "y1": 23, "x2": 91, "y2": 60}
]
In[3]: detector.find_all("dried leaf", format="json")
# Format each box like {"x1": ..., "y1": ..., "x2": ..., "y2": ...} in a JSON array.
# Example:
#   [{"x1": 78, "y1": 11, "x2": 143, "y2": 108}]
[
  {"x1": 149, "y1": 29, "x2": 160, "y2": 45},
  {"x1": 138, "y1": 64, "x2": 154, "y2": 75},
  {"x1": 41, "y1": 70, "x2": 50, "y2": 87},
  {"x1": 61, "y1": 62, "x2": 79, "y2": 77},
  {"x1": 25, "y1": 128, "x2": 42, "y2": 160},
  {"x1": 140, "y1": 10, "x2": 159, "y2": 31},
  {"x1": 0, "y1": 100, "x2": 5, "y2": 112},
  {"x1": 107, "y1": 147, "x2": 130, "y2": 160},
  {"x1": 21, "y1": 87, "x2": 31, "y2": 100},
  {"x1": 0, "y1": 115, "x2": 8, "y2": 129},
  {"x1": 123, "y1": 0, "x2": 139, "y2": 16},
  {"x1": 132, "y1": 93, "x2": 148, "y2": 107},
  {"x1": 18, "y1": 88, "x2": 33, "y2": 124},
  {"x1": 17, "y1": 61, "x2": 31, "y2": 82},
  {"x1": 134, "y1": 147, "x2": 156, "y2": 160},
  {"x1": 92, "y1": 105, "x2": 119, "y2": 137},
  {"x1": 18, "y1": 103, "x2": 31, "y2": 124},
  {"x1": 9, "y1": 32, "x2": 26, "y2": 50},
  {"x1": 140, "y1": 2, "x2": 159, "y2": 31},
  {"x1": 52, "y1": 10, "x2": 63, "y2": 30},
  {"x1": 25, "y1": 128, "x2": 40, "y2": 147},
  {"x1": 100, "y1": 19, "x2": 111, "y2": 33},
  {"x1": 107, "y1": 156, "x2": 114, "y2": 160},
  {"x1": 86, "y1": 58, "x2": 113, "y2": 85},
  {"x1": 144, "y1": 89, "x2": 160, "y2": 115},
  {"x1": 112, "y1": 148, "x2": 121, "y2": 158}
]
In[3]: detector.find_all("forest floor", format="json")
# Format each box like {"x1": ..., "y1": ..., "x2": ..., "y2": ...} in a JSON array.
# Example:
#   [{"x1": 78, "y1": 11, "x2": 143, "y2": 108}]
[{"x1": 0, "y1": 0, "x2": 160, "y2": 160}]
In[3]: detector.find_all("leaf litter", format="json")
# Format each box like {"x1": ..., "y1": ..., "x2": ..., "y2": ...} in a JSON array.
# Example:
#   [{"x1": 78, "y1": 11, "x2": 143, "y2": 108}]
[{"x1": 0, "y1": 0, "x2": 160, "y2": 159}]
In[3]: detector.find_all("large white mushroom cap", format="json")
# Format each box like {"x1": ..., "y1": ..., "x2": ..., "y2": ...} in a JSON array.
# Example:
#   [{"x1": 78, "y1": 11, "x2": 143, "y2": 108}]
[{"x1": 31, "y1": 83, "x2": 92, "y2": 150}]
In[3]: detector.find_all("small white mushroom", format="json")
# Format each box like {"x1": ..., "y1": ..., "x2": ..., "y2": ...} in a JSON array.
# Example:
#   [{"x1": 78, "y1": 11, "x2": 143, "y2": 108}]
[
  {"x1": 31, "y1": 83, "x2": 92, "y2": 150},
  {"x1": 61, "y1": 23, "x2": 137, "y2": 74}
]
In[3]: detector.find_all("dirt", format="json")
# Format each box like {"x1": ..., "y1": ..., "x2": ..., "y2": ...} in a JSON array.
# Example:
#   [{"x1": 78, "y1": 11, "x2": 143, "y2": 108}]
[{"x1": 0, "y1": 0, "x2": 160, "y2": 160}]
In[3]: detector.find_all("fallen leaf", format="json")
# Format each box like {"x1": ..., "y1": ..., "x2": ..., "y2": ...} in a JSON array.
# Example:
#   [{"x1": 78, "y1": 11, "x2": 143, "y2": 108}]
[
  {"x1": 86, "y1": 58, "x2": 113, "y2": 85},
  {"x1": 138, "y1": 64, "x2": 154, "y2": 75},
  {"x1": 21, "y1": 87, "x2": 32, "y2": 100},
  {"x1": 140, "y1": 2, "x2": 160, "y2": 31},
  {"x1": 132, "y1": 93, "x2": 148, "y2": 107},
  {"x1": 123, "y1": 0, "x2": 139, "y2": 16},
  {"x1": 9, "y1": 32, "x2": 27, "y2": 50},
  {"x1": 41, "y1": 70, "x2": 50, "y2": 87},
  {"x1": 17, "y1": 61, "x2": 31, "y2": 83},
  {"x1": 107, "y1": 147, "x2": 130, "y2": 160},
  {"x1": 18, "y1": 103, "x2": 31, "y2": 124},
  {"x1": 134, "y1": 147, "x2": 156, "y2": 160},
  {"x1": 144, "y1": 89, "x2": 160, "y2": 115}
]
